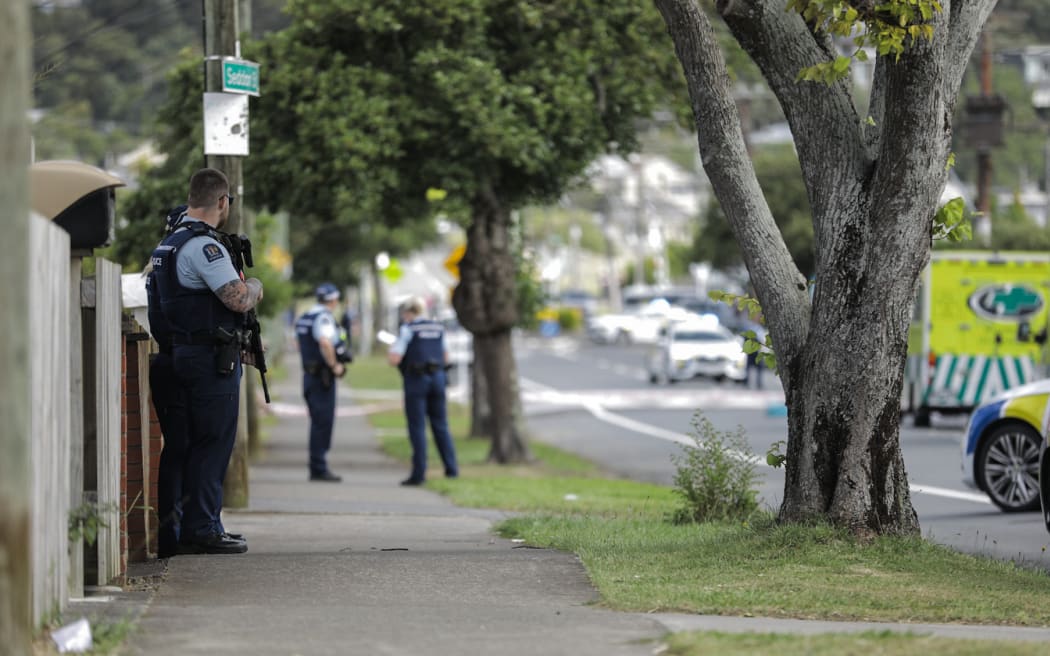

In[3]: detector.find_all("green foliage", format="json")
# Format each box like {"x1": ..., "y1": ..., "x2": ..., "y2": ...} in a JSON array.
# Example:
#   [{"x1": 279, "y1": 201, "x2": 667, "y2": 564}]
[
  {"x1": 709, "y1": 290, "x2": 777, "y2": 371},
  {"x1": 515, "y1": 253, "x2": 546, "y2": 332},
  {"x1": 68, "y1": 500, "x2": 115, "y2": 547},
  {"x1": 246, "y1": 0, "x2": 686, "y2": 294},
  {"x1": 669, "y1": 412, "x2": 760, "y2": 524},
  {"x1": 556, "y1": 307, "x2": 583, "y2": 332},
  {"x1": 249, "y1": 213, "x2": 296, "y2": 319},
  {"x1": 621, "y1": 257, "x2": 657, "y2": 287},
  {"x1": 932, "y1": 197, "x2": 973, "y2": 243},
  {"x1": 766, "y1": 440, "x2": 787, "y2": 468},
  {"x1": 788, "y1": 0, "x2": 941, "y2": 83}
]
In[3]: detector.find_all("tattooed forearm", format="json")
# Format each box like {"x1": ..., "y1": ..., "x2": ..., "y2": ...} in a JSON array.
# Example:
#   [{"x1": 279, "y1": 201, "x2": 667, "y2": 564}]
[{"x1": 216, "y1": 279, "x2": 263, "y2": 313}]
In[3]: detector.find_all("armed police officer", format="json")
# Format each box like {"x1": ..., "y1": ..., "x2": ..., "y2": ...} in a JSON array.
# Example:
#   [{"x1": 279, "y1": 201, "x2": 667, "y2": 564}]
[
  {"x1": 145, "y1": 205, "x2": 191, "y2": 558},
  {"x1": 386, "y1": 296, "x2": 458, "y2": 486},
  {"x1": 295, "y1": 283, "x2": 351, "y2": 482},
  {"x1": 150, "y1": 168, "x2": 263, "y2": 554}
]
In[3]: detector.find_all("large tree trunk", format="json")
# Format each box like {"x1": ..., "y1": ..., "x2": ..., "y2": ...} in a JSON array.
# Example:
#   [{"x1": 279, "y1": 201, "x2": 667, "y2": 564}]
[
  {"x1": 452, "y1": 188, "x2": 531, "y2": 463},
  {"x1": 468, "y1": 344, "x2": 492, "y2": 438},
  {"x1": 0, "y1": 0, "x2": 32, "y2": 649},
  {"x1": 655, "y1": 0, "x2": 994, "y2": 535}
]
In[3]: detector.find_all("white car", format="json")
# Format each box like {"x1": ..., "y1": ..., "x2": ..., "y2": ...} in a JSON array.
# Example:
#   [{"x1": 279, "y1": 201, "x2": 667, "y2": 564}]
[
  {"x1": 587, "y1": 298, "x2": 680, "y2": 345},
  {"x1": 645, "y1": 315, "x2": 747, "y2": 384}
]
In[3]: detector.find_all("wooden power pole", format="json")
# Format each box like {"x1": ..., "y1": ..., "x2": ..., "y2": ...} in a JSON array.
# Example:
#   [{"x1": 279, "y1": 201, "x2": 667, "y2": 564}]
[
  {"x1": 203, "y1": 0, "x2": 250, "y2": 507},
  {"x1": 0, "y1": 0, "x2": 33, "y2": 652}
]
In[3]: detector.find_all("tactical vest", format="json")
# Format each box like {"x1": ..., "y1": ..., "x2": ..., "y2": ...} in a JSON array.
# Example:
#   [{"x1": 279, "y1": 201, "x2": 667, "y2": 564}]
[
  {"x1": 401, "y1": 319, "x2": 445, "y2": 369},
  {"x1": 145, "y1": 271, "x2": 173, "y2": 354},
  {"x1": 296, "y1": 307, "x2": 348, "y2": 368},
  {"x1": 150, "y1": 222, "x2": 240, "y2": 341}
]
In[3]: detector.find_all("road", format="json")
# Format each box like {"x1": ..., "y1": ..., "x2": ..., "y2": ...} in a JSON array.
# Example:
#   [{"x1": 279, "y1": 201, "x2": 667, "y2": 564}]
[{"x1": 510, "y1": 334, "x2": 1050, "y2": 570}]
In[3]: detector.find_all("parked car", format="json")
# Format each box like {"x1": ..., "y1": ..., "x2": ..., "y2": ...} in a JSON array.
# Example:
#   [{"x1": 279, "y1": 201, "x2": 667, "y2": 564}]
[
  {"x1": 587, "y1": 298, "x2": 681, "y2": 345},
  {"x1": 644, "y1": 314, "x2": 747, "y2": 384},
  {"x1": 960, "y1": 379, "x2": 1050, "y2": 513}
]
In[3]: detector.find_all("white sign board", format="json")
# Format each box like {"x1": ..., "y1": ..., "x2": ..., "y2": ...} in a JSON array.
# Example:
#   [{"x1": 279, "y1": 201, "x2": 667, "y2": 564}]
[{"x1": 203, "y1": 92, "x2": 249, "y2": 156}]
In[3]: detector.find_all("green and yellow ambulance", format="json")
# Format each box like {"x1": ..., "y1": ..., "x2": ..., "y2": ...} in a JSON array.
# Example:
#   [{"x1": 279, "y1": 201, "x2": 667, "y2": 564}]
[{"x1": 905, "y1": 251, "x2": 1050, "y2": 427}]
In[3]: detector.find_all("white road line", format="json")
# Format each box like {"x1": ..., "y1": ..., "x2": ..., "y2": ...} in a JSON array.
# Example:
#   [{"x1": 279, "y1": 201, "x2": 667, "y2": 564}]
[
  {"x1": 520, "y1": 376, "x2": 992, "y2": 505},
  {"x1": 909, "y1": 484, "x2": 991, "y2": 504}
]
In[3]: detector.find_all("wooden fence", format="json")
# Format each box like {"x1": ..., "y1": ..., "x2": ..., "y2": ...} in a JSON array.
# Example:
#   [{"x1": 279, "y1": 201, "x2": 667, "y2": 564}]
[
  {"x1": 29, "y1": 216, "x2": 70, "y2": 625},
  {"x1": 29, "y1": 214, "x2": 124, "y2": 625}
]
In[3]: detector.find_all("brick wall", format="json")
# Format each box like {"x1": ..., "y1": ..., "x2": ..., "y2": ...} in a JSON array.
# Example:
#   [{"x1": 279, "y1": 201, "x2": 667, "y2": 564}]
[{"x1": 121, "y1": 317, "x2": 154, "y2": 566}]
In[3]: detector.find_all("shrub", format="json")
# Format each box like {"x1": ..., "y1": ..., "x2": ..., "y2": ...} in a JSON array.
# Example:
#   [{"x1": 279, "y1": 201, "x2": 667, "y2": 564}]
[
  {"x1": 670, "y1": 412, "x2": 760, "y2": 524},
  {"x1": 557, "y1": 307, "x2": 582, "y2": 331}
]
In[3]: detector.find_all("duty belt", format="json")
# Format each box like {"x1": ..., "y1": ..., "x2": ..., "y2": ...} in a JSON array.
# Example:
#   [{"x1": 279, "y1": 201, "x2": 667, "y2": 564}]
[{"x1": 172, "y1": 329, "x2": 240, "y2": 346}]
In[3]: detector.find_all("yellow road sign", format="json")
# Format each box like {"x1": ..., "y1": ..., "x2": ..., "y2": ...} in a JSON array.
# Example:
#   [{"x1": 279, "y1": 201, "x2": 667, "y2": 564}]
[{"x1": 444, "y1": 244, "x2": 466, "y2": 279}]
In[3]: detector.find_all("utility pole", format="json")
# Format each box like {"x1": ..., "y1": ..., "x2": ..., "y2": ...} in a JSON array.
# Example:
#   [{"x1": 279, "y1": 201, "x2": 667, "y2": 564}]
[
  {"x1": 0, "y1": 0, "x2": 32, "y2": 651},
  {"x1": 203, "y1": 0, "x2": 250, "y2": 507},
  {"x1": 965, "y1": 31, "x2": 1006, "y2": 245}
]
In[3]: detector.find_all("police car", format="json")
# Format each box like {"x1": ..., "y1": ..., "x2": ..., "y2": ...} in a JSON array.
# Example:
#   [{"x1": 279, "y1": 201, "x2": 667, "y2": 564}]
[{"x1": 960, "y1": 379, "x2": 1050, "y2": 520}]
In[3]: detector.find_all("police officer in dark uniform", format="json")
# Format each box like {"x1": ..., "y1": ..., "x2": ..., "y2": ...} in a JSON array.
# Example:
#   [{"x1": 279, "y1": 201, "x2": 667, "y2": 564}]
[
  {"x1": 295, "y1": 283, "x2": 350, "y2": 482},
  {"x1": 146, "y1": 206, "x2": 191, "y2": 558},
  {"x1": 387, "y1": 296, "x2": 459, "y2": 486},
  {"x1": 150, "y1": 168, "x2": 263, "y2": 554}
]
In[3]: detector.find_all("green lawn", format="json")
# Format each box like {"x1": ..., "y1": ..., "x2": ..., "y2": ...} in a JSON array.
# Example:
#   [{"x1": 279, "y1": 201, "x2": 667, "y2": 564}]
[{"x1": 363, "y1": 395, "x2": 1050, "y2": 654}]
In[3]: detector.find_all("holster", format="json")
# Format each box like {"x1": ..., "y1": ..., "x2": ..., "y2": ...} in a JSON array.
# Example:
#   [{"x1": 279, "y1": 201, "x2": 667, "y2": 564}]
[
  {"x1": 304, "y1": 361, "x2": 334, "y2": 389},
  {"x1": 213, "y1": 327, "x2": 241, "y2": 376}
]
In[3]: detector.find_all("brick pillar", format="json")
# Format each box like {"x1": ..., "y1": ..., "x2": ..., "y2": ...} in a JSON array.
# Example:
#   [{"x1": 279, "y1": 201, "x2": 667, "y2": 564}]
[{"x1": 121, "y1": 316, "x2": 153, "y2": 565}]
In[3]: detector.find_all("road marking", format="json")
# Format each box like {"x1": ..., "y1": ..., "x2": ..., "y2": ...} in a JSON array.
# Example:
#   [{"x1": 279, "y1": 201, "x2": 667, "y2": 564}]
[
  {"x1": 521, "y1": 376, "x2": 994, "y2": 505},
  {"x1": 909, "y1": 484, "x2": 991, "y2": 504}
]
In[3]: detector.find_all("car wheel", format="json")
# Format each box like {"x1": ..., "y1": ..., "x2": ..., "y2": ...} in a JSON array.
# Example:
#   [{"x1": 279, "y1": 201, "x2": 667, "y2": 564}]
[
  {"x1": 615, "y1": 330, "x2": 631, "y2": 345},
  {"x1": 976, "y1": 422, "x2": 1042, "y2": 512}
]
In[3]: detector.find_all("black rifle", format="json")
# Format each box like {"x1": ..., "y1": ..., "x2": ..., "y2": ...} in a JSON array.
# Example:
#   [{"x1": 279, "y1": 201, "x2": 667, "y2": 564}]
[{"x1": 222, "y1": 233, "x2": 271, "y2": 403}]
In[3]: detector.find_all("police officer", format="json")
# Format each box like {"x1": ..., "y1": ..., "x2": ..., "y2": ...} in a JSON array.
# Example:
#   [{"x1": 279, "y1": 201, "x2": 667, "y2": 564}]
[
  {"x1": 387, "y1": 296, "x2": 459, "y2": 486},
  {"x1": 295, "y1": 283, "x2": 349, "y2": 482},
  {"x1": 151, "y1": 168, "x2": 263, "y2": 555}
]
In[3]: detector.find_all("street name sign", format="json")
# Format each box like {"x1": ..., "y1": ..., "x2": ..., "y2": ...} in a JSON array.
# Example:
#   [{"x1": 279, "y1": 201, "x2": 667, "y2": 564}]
[{"x1": 222, "y1": 59, "x2": 260, "y2": 96}]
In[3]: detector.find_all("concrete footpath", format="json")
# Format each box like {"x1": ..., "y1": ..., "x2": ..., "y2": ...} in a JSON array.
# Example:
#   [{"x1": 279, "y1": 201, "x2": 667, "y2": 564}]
[{"x1": 97, "y1": 358, "x2": 1050, "y2": 654}]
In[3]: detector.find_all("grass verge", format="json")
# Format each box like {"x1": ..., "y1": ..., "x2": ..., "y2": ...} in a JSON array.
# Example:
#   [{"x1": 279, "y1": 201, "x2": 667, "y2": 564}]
[{"x1": 364, "y1": 397, "x2": 1050, "y2": 652}]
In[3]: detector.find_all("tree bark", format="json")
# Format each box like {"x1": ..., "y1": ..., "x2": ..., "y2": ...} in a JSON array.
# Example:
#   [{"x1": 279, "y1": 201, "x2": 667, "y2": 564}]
[
  {"x1": 655, "y1": 0, "x2": 994, "y2": 536},
  {"x1": 452, "y1": 188, "x2": 531, "y2": 463},
  {"x1": 0, "y1": 0, "x2": 32, "y2": 649},
  {"x1": 468, "y1": 344, "x2": 492, "y2": 438}
]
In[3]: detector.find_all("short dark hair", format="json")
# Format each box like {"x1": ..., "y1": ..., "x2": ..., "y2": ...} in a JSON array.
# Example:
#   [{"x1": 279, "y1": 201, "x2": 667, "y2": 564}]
[{"x1": 187, "y1": 168, "x2": 229, "y2": 208}]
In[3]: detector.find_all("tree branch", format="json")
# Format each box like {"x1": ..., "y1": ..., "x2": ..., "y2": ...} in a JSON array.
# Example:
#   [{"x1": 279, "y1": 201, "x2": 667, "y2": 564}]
[
  {"x1": 654, "y1": 0, "x2": 811, "y2": 378},
  {"x1": 943, "y1": 0, "x2": 998, "y2": 101},
  {"x1": 717, "y1": 0, "x2": 868, "y2": 226}
]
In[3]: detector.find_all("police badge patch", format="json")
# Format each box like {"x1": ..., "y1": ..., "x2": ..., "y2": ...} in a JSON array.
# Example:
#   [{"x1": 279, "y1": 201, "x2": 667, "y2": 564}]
[{"x1": 202, "y1": 243, "x2": 224, "y2": 262}]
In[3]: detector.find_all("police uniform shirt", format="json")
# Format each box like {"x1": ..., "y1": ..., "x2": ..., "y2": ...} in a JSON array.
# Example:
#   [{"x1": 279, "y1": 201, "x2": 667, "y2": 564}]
[
  {"x1": 390, "y1": 320, "x2": 447, "y2": 357},
  {"x1": 174, "y1": 218, "x2": 240, "y2": 291},
  {"x1": 307, "y1": 304, "x2": 339, "y2": 344}
]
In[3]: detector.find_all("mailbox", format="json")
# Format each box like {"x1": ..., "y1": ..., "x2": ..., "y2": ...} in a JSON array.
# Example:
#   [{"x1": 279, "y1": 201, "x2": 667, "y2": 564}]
[{"x1": 29, "y1": 160, "x2": 125, "y2": 251}]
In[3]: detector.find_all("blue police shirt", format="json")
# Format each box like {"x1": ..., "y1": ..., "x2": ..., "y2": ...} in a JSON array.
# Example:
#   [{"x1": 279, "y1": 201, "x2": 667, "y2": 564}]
[
  {"x1": 173, "y1": 217, "x2": 240, "y2": 291},
  {"x1": 307, "y1": 304, "x2": 339, "y2": 343}
]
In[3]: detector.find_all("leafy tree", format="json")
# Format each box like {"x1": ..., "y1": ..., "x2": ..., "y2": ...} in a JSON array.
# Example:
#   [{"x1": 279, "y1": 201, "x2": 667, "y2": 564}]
[
  {"x1": 655, "y1": 0, "x2": 996, "y2": 536},
  {"x1": 31, "y1": 0, "x2": 201, "y2": 160},
  {"x1": 247, "y1": 0, "x2": 685, "y2": 463},
  {"x1": 692, "y1": 144, "x2": 815, "y2": 278}
]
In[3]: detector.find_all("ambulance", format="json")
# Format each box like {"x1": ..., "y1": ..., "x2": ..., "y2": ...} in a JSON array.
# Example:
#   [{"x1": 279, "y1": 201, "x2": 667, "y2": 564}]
[{"x1": 904, "y1": 251, "x2": 1050, "y2": 427}]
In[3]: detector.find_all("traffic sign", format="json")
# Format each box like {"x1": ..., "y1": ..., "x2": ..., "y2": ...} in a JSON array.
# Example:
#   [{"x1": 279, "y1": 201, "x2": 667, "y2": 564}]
[
  {"x1": 222, "y1": 60, "x2": 260, "y2": 96},
  {"x1": 444, "y1": 244, "x2": 466, "y2": 279}
]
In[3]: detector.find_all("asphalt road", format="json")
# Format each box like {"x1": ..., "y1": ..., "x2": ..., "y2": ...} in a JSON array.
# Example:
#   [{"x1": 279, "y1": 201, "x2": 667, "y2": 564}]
[{"x1": 514, "y1": 334, "x2": 1050, "y2": 570}]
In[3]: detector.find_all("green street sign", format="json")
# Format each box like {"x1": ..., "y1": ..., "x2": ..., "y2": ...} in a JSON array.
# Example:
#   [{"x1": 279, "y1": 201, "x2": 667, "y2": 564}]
[{"x1": 222, "y1": 60, "x2": 260, "y2": 96}]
